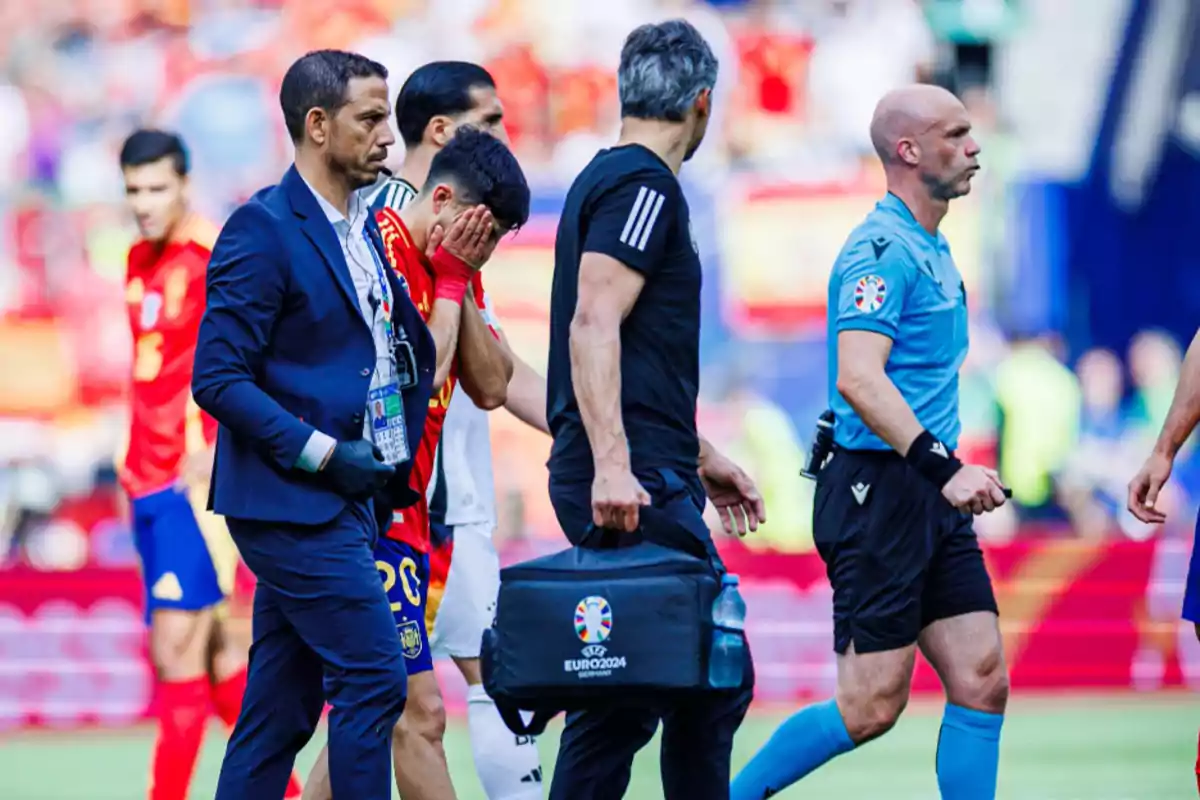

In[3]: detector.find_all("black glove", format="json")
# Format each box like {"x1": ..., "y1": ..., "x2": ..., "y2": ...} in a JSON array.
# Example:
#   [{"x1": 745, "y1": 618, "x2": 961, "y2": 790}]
[
  {"x1": 373, "y1": 488, "x2": 396, "y2": 534},
  {"x1": 321, "y1": 439, "x2": 395, "y2": 501}
]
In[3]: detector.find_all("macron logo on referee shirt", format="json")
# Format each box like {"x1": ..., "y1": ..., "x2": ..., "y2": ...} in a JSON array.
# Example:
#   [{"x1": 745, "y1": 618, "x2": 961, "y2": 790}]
[{"x1": 619, "y1": 186, "x2": 666, "y2": 251}]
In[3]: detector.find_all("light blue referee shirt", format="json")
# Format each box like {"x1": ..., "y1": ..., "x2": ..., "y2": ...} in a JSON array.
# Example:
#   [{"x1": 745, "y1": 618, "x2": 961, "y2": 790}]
[{"x1": 827, "y1": 192, "x2": 969, "y2": 451}]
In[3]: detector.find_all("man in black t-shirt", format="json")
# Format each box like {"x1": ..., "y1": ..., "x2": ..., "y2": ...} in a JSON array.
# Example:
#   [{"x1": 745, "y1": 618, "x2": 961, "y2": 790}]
[
  {"x1": 545, "y1": 20, "x2": 766, "y2": 800},
  {"x1": 547, "y1": 141, "x2": 704, "y2": 485}
]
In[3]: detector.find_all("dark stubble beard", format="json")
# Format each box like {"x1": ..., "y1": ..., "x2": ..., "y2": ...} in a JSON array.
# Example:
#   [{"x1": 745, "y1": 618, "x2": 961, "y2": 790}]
[
  {"x1": 924, "y1": 169, "x2": 971, "y2": 202},
  {"x1": 326, "y1": 149, "x2": 376, "y2": 193}
]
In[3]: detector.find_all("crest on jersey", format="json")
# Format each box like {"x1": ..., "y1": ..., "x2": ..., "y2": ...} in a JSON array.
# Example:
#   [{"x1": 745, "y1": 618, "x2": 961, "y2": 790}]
[
  {"x1": 853, "y1": 275, "x2": 887, "y2": 313},
  {"x1": 140, "y1": 292, "x2": 163, "y2": 330},
  {"x1": 398, "y1": 620, "x2": 423, "y2": 660}
]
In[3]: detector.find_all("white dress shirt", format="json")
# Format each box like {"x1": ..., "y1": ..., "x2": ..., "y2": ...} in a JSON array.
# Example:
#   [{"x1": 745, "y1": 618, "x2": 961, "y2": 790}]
[{"x1": 294, "y1": 177, "x2": 397, "y2": 471}]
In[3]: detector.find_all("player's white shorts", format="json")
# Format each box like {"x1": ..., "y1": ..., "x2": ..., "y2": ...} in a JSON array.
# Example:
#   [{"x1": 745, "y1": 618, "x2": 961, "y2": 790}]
[{"x1": 430, "y1": 521, "x2": 500, "y2": 659}]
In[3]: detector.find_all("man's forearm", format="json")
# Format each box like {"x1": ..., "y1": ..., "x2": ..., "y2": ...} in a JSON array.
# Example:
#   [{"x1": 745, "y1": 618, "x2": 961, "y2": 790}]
[
  {"x1": 427, "y1": 298, "x2": 465, "y2": 390},
  {"x1": 1154, "y1": 329, "x2": 1200, "y2": 457},
  {"x1": 837, "y1": 368, "x2": 926, "y2": 455},
  {"x1": 457, "y1": 300, "x2": 512, "y2": 410},
  {"x1": 504, "y1": 354, "x2": 549, "y2": 434},
  {"x1": 570, "y1": 316, "x2": 629, "y2": 468}
]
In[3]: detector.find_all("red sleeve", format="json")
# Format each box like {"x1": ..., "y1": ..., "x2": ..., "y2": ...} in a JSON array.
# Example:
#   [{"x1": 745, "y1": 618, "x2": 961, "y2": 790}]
[
  {"x1": 187, "y1": 244, "x2": 211, "y2": 326},
  {"x1": 126, "y1": 240, "x2": 151, "y2": 275},
  {"x1": 376, "y1": 207, "x2": 419, "y2": 288},
  {"x1": 188, "y1": 236, "x2": 219, "y2": 448}
]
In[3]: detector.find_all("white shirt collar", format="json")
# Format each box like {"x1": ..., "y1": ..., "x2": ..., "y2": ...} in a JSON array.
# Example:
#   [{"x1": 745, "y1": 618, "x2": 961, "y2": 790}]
[{"x1": 301, "y1": 174, "x2": 367, "y2": 227}]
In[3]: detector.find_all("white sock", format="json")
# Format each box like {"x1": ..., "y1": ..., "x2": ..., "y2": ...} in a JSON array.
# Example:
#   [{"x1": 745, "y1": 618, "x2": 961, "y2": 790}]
[{"x1": 467, "y1": 683, "x2": 543, "y2": 799}]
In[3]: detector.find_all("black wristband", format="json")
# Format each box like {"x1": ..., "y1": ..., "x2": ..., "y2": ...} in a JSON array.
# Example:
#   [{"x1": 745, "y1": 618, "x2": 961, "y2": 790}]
[{"x1": 904, "y1": 430, "x2": 963, "y2": 489}]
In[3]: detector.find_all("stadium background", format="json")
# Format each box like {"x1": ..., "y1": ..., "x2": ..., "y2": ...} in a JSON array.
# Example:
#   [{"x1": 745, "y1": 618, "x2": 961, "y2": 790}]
[{"x1": 0, "y1": 0, "x2": 1199, "y2": 797}]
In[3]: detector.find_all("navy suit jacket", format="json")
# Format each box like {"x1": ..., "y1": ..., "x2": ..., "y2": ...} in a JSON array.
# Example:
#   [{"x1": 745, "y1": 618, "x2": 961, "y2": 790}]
[{"x1": 193, "y1": 165, "x2": 435, "y2": 525}]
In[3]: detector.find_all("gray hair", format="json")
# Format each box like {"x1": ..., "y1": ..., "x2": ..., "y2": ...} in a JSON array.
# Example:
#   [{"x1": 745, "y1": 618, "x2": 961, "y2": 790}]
[{"x1": 618, "y1": 20, "x2": 718, "y2": 123}]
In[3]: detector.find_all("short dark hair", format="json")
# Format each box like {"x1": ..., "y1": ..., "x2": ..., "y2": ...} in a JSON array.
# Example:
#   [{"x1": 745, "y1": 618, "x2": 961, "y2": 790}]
[
  {"x1": 619, "y1": 20, "x2": 718, "y2": 122},
  {"x1": 119, "y1": 129, "x2": 189, "y2": 176},
  {"x1": 279, "y1": 49, "x2": 388, "y2": 143},
  {"x1": 395, "y1": 61, "x2": 496, "y2": 148},
  {"x1": 425, "y1": 127, "x2": 529, "y2": 231}
]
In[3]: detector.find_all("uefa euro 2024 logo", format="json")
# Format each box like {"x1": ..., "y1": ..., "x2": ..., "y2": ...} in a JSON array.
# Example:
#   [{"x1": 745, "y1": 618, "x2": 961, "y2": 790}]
[
  {"x1": 574, "y1": 596, "x2": 612, "y2": 658},
  {"x1": 565, "y1": 595, "x2": 626, "y2": 677}
]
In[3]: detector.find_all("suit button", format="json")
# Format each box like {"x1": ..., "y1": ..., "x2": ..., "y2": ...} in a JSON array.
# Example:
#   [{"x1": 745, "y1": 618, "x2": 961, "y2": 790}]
[{"x1": 361, "y1": 368, "x2": 371, "y2": 377}]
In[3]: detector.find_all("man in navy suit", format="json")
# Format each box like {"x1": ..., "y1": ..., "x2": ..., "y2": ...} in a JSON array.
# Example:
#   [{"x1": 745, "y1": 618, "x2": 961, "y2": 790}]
[{"x1": 192, "y1": 50, "x2": 436, "y2": 800}]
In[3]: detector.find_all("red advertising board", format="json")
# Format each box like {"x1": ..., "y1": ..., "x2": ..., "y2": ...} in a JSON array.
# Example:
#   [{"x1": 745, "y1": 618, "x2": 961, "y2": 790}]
[
  {"x1": 0, "y1": 567, "x2": 151, "y2": 730},
  {"x1": 0, "y1": 537, "x2": 1195, "y2": 728},
  {"x1": 720, "y1": 536, "x2": 1198, "y2": 700}
]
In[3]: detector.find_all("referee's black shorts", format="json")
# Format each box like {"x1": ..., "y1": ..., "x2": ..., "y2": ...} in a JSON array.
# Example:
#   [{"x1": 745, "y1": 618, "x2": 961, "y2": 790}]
[{"x1": 813, "y1": 447, "x2": 999, "y2": 655}]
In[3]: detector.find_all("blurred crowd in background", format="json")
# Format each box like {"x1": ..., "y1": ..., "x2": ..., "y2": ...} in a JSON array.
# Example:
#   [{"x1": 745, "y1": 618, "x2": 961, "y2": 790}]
[{"x1": 0, "y1": 0, "x2": 1193, "y2": 575}]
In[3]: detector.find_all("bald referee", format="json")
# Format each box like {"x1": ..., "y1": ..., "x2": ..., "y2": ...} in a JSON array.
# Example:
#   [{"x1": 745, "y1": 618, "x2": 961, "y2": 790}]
[{"x1": 731, "y1": 85, "x2": 1010, "y2": 800}]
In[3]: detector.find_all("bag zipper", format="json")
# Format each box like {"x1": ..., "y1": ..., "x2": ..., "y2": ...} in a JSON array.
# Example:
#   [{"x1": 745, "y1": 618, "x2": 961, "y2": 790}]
[{"x1": 501, "y1": 559, "x2": 712, "y2": 581}]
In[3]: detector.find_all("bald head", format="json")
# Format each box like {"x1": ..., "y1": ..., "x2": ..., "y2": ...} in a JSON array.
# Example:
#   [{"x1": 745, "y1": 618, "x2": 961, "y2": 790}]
[
  {"x1": 869, "y1": 84, "x2": 966, "y2": 165},
  {"x1": 868, "y1": 84, "x2": 980, "y2": 206}
]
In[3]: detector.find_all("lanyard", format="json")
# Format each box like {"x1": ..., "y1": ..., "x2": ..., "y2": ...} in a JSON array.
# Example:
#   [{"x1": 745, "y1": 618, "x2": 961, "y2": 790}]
[{"x1": 362, "y1": 228, "x2": 403, "y2": 348}]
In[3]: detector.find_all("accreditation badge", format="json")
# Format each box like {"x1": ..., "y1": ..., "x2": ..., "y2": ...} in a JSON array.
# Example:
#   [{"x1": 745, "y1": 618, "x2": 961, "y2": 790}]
[{"x1": 368, "y1": 382, "x2": 410, "y2": 466}]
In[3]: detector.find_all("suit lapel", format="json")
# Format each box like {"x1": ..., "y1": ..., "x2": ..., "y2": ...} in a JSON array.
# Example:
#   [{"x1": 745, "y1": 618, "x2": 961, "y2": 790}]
[
  {"x1": 283, "y1": 166, "x2": 363, "y2": 319},
  {"x1": 302, "y1": 215, "x2": 362, "y2": 316}
]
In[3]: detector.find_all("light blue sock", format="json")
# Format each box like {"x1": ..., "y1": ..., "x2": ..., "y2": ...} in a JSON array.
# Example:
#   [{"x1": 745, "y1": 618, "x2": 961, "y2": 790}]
[
  {"x1": 730, "y1": 698, "x2": 855, "y2": 800},
  {"x1": 935, "y1": 703, "x2": 1004, "y2": 800}
]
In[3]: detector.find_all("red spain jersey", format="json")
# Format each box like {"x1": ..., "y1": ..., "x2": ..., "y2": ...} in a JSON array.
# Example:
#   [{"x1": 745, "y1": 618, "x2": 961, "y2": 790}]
[
  {"x1": 120, "y1": 215, "x2": 220, "y2": 499},
  {"x1": 376, "y1": 207, "x2": 459, "y2": 552}
]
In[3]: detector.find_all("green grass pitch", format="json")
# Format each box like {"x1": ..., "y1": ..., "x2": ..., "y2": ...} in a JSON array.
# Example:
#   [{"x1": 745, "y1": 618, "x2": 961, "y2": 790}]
[{"x1": 0, "y1": 694, "x2": 1195, "y2": 799}]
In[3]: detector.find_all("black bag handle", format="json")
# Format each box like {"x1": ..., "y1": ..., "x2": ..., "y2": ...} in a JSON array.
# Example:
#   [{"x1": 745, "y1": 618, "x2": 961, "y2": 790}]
[
  {"x1": 581, "y1": 504, "x2": 724, "y2": 576},
  {"x1": 494, "y1": 697, "x2": 558, "y2": 737},
  {"x1": 481, "y1": 629, "x2": 562, "y2": 738},
  {"x1": 578, "y1": 523, "x2": 627, "y2": 550}
]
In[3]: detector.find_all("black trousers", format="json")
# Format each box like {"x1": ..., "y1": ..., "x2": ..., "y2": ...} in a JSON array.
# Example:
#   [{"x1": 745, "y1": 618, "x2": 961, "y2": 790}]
[
  {"x1": 546, "y1": 468, "x2": 755, "y2": 800},
  {"x1": 813, "y1": 448, "x2": 998, "y2": 654}
]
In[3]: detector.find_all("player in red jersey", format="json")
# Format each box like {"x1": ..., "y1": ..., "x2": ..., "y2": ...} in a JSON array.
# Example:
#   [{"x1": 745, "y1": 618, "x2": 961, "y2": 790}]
[
  {"x1": 118, "y1": 130, "x2": 302, "y2": 800},
  {"x1": 371, "y1": 62, "x2": 550, "y2": 799},
  {"x1": 302, "y1": 128, "x2": 528, "y2": 800}
]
